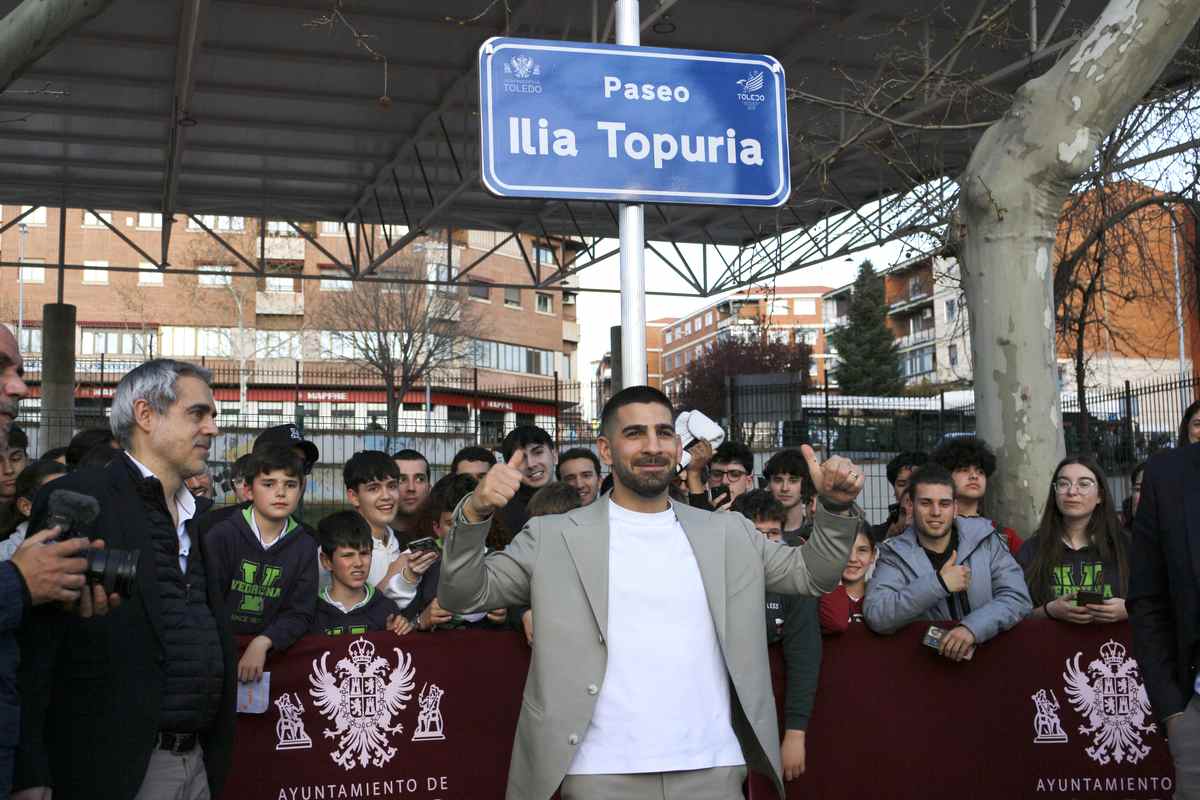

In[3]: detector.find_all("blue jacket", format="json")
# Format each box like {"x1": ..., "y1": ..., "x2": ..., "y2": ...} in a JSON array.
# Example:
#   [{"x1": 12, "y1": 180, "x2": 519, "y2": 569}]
[
  {"x1": 864, "y1": 516, "x2": 1032, "y2": 643},
  {"x1": 1, "y1": 560, "x2": 29, "y2": 785}
]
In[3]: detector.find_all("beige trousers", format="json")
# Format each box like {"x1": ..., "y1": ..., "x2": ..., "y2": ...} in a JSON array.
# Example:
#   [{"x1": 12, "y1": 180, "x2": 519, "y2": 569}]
[{"x1": 561, "y1": 765, "x2": 748, "y2": 800}]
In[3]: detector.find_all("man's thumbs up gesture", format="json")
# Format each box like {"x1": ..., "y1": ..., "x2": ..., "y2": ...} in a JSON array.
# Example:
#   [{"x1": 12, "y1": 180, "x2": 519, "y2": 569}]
[
  {"x1": 465, "y1": 449, "x2": 526, "y2": 523},
  {"x1": 800, "y1": 444, "x2": 864, "y2": 507},
  {"x1": 939, "y1": 549, "x2": 972, "y2": 594}
]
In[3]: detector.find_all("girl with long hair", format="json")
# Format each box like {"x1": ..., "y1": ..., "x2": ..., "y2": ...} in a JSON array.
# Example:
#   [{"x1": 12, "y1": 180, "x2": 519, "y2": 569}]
[
  {"x1": 1016, "y1": 456, "x2": 1130, "y2": 624},
  {"x1": 1179, "y1": 400, "x2": 1200, "y2": 446}
]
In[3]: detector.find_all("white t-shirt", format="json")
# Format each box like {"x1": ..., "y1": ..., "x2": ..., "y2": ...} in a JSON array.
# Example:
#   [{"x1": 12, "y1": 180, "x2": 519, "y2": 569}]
[{"x1": 567, "y1": 500, "x2": 744, "y2": 775}]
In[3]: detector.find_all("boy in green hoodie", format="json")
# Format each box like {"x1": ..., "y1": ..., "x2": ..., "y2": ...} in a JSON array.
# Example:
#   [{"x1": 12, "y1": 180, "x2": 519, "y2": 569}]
[{"x1": 207, "y1": 444, "x2": 318, "y2": 682}]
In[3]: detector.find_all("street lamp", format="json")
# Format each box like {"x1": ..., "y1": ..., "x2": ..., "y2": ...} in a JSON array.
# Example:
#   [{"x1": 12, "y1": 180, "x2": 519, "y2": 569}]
[{"x1": 17, "y1": 222, "x2": 27, "y2": 350}]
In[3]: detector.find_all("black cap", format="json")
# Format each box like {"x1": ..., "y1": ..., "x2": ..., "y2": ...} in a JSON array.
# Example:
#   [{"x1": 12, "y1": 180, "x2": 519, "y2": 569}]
[{"x1": 254, "y1": 423, "x2": 318, "y2": 467}]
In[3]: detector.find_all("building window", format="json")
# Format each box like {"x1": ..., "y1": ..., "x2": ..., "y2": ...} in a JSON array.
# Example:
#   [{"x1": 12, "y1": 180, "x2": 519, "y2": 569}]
[
  {"x1": 946, "y1": 298, "x2": 958, "y2": 321},
  {"x1": 18, "y1": 259, "x2": 44, "y2": 284},
  {"x1": 536, "y1": 293, "x2": 553, "y2": 314},
  {"x1": 948, "y1": 343, "x2": 959, "y2": 367},
  {"x1": 504, "y1": 287, "x2": 521, "y2": 308},
  {"x1": 198, "y1": 328, "x2": 234, "y2": 358},
  {"x1": 138, "y1": 262, "x2": 164, "y2": 286},
  {"x1": 704, "y1": 311, "x2": 713, "y2": 326},
  {"x1": 82, "y1": 261, "x2": 109, "y2": 285},
  {"x1": 188, "y1": 215, "x2": 245, "y2": 232},
  {"x1": 265, "y1": 275, "x2": 294, "y2": 293},
  {"x1": 473, "y1": 339, "x2": 555, "y2": 376},
  {"x1": 20, "y1": 206, "x2": 46, "y2": 226},
  {"x1": 319, "y1": 270, "x2": 352, "y2": 292},
  {"x1": 137, "y1": 212, "x2": 163, "y2": 229},
  {"x1": 255, "y1": 330, "x2": 301, "y2": 359},
  {"x1": 793, "y1": 298, "x2": 817, "y2": 315},
  {"x1": 468, "y1": 282, "x2": 491, "y2": 302},
  {"x1": 664, "y1": 330, "x2": 672, "y2": 345},
  {"x1": 320, "y1": 330, "x2": 357, "y2": 359},
  {"x1": 319, "y1": 221, "x2": 356, "y2": 238},
  {"x1": 18, "y1": 328, "x2": 41, "y2": 354},
  {"x1": 198, "y1": 265, "x2": 232, "y2": 287},
  {"x1": 82, "y1": 210, "x2": 112, "y2": 228},
  {"x1": 770, "y1": 299, "x2": 790, "y2": 316},
  {"x1": 683, "y1": 320, "x2": 692, "y2": 336},
  {"x1": 81, "y1": 328, "x2": 155, "y2": 356},
  {"x1": 534, "y1": 244, "x2": 556, "y2": 266},
  {"x1": 266, "y1": 220, "x2": 297, "y2": 236}
]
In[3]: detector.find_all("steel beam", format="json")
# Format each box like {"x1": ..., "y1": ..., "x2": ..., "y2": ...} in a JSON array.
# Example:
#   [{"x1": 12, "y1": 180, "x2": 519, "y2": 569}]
[{"x1": 161, "y1": 0, "x2": 209, "y2": 266}]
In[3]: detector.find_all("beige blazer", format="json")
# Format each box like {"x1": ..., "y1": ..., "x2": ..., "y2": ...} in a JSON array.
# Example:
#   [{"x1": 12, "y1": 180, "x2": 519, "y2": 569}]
[{"x1": 437, "y1": 495, "x2": 860, "y2": 800}]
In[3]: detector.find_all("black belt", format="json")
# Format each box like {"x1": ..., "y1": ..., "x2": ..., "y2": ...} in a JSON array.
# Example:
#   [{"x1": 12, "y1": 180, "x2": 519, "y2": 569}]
[{"x1": 155, "y1": 732, "x2": 199, "y2": 754}]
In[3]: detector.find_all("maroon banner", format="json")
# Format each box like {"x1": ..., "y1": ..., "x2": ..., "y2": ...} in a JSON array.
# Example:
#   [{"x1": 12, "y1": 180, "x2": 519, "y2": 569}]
[{"x1": 226, "y1": 621, "x2": 1175, "y2": 800}]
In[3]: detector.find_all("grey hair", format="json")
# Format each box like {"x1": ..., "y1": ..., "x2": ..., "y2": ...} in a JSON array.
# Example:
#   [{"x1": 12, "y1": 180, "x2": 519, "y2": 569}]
[{"x1": 110, "y1": 359, "x2": 213, "y2": 448}]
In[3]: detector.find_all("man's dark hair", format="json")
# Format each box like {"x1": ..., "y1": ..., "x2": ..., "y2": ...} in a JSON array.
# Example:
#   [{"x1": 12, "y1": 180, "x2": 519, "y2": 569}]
[
  {"x1": 245, "y1": 443, "x2": 305, "y2": 482},
  {"x1": 66, "y1": 428, "x2": 115, "y2": 470},
  {"x1": 230, "y1": 452, "x2": 255, "y2": 484},
  {"x1": 713, "y1": 441, "x2": 754, "y2": 475},
  {"x1": 427, "y1": 473, "x2": 478, "y2": 516},
  {"x1": 556, "y1": 447, "x2": 601, "y2": 479},
  {"x1": 907, "y1": 463, "x2": 958, "y2": 500},
  {"x1": 1181, "y1": 400, "x2": 1200, "y2": 446},
  {"x1": 528, "y1": 481, "x2": 583, "y2": 517},
  {"x1": 762, "y1": 448, "x2": 808, "y2": 480},
  {"x1": 38, "y1": 446, "x2": 68, "y2": 464},
  {"x1": 5, "y1": 425, "x2": 27, "y2": 451},
  {"x1": 886, "y1": 451, "x2": 929, "y2": 486},
  {"x1": 451, "y1": 446, "x2": 496, "y2": 473},
  {"x1": 343, "y1": 450, "x2": 400, "y2": 491},
  {"x1": 599, "y1": 386, "x2": 673, "y2": 439},
  {"x1": 15, "y1": 459, "x2": 67, "y2": 502},
  {"x1": 78, "y1": 444, "x2": 122, "y2": 469},
  {"x1": 930, "y1": 437, "x2": 996, "y2": 477},
  {"x1": 732, "y1": 489, "x2": 787, "y2": 525},
  {"x1": 501, "y1": 424, "x2": 553, "y2": 461},
  {"x1": 317, "y1": 510, "x2": 372, "y2": 557},
  {"x1": 392, "y1": 448, "x2": 429, "y2": 478}
]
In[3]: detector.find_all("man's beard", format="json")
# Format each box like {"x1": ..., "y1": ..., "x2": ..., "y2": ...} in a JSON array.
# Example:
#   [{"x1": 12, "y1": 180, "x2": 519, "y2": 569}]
[{"x1": 611, "y1": 456, "x2": 674, "y2": 499}]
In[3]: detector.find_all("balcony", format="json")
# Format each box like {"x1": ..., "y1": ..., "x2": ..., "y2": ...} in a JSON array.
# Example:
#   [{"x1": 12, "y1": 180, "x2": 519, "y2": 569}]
[
  {"x1": 256, "y1": 291, "x2": 304, "y2": 316},
  {"x1": 562, "y1": 320, "x2": 581, "y2": 343},
  {"x1": 264, "y1": 236, "x2": 305, "y2": 260},
  {"x1": 896, "y1": 327, "x2": 936, "y2": 350},
  {"x1": 824, "y1": 314, "x2": 848, "y2": 330}
]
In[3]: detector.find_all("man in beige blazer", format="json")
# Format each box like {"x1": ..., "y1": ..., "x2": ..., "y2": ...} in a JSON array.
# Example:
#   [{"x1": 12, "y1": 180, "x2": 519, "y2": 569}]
[{"x1": 439, "y1": 386, "x2": 863, "y2": 800}]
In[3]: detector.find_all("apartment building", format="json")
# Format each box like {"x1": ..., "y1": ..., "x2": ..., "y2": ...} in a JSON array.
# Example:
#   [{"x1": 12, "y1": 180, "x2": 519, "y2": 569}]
[
  {"x1": 655, "y1": 286, "x2": 832, "y2": 396},
  {"x1": 0, "y1": 206, "x2": 581, "y2": 433}
]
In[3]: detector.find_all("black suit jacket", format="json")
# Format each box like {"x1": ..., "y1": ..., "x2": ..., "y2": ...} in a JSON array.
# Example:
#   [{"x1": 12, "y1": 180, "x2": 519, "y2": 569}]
[
  {"x1": 13, "y1": 456, "x2": 237, "y2": 800},
  {"x1": 1128, "y1": 442, "x2": 1200, "y2": 724}
]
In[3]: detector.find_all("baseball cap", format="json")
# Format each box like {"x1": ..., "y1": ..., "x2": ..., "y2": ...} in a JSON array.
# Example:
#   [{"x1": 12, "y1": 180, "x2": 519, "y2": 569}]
[{"x1": 254, "y1": 423, "x2": 319, "y2": 470}]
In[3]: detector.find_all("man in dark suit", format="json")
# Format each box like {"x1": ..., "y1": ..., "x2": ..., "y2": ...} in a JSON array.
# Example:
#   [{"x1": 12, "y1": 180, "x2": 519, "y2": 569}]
[
  {"x1": 1129, "y1": 442, "x2": 1200, "y2": 799},
  {"x1": 13, "y1": 359, "x2": 236, "y2": 800}
]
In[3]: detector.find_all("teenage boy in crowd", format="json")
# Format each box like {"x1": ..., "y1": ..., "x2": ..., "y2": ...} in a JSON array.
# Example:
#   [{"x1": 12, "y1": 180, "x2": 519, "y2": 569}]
[
  {"x1": 930, "y1": 437, "x2": 1021, "y2": 554},
  {"x1": 558, "y1": 448, "x2": 602, "y2": 507},
  {"x1": 819, "y1": 525, "x2": 876, "y2": 635},
  {"x1": 405, "y1": 474, "x2": 509, "y2": 632},
  {"x1": 870, "y1": 451, "x2": 928, "y2": 542},
  {"x1": 0, "y1": 460, "x2": 68, "y2": 558},
  {"x1": 764, "y1": 448, "x2": 816, "y2": 545},
  {"x1": 499, "y1": 425, "x2": 556, "y2": 532},
  {"x1": 865, "y1": 465, "x2": 1031, "y2": 661},
  {"x1": 313, "y1": 510, "x2": 412, "y2": 637},
  {"x1": 392, "y1": 449, "x2": 431, "y2": 538},
  {"x1": 733, "y1": 489, "x2": 821, "y2": 782},
  {"x1": 451, "y1": 445, "x2": 496, "y2": 482},
  {"x1": 206, "y1": 445, "x2": 318, "y2": 683},
  {"x1": 711, "y1": 442, "x2": 757, "y2": 502},
  {"x1": 340, "y1": 451, "x2": 438, "y2": 605}
]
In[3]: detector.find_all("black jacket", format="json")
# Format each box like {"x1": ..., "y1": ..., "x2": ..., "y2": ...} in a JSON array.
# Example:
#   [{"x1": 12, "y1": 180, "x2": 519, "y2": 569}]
[
  {"x1": 13, "y1": 457, "x2": 237, "y2": 799},
  {"x1": 1129, "y1": 442, "x2": 1200, "y2": 724},
  {"x1": 313, "y1": 587, "x2": 401, "y2": 636},
  {"x1": 764, "y1": 592, "x2": 821, "y2": 732},
  {"x1": 0, "y1": 560, "x2": 29, "y2": 794}
]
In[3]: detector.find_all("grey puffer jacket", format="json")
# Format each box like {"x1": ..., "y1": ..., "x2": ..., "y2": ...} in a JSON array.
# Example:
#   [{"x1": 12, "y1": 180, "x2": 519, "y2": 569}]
[{"x1": 864, "y1": 516, "x2": 1032, "y2": 643}]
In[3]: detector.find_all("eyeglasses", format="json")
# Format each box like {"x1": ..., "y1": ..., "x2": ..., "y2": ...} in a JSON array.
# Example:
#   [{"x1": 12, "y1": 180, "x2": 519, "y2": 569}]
[
  {"x1": 1053, "y1": 478, "x2": 1097, "y2": 494},
  {"x1": 710, "y1": 469, "x2": 748, "y2": 481}
]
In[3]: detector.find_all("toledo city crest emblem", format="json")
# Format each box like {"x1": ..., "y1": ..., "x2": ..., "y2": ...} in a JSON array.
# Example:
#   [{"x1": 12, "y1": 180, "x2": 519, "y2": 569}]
[{"x1": 1062, "y1": 640, "x2": 1157, "y2": 765}]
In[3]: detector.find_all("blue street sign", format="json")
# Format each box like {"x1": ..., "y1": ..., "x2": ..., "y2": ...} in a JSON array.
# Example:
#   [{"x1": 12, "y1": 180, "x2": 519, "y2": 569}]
[{"x1": 478, "y1": 37, "x2": 790, "y2": 207}]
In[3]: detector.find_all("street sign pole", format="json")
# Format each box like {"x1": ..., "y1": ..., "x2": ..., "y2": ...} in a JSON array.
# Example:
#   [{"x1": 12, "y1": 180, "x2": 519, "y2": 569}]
[{"x1": 615, "y1": 0, "x2": 648, "y2": 388}]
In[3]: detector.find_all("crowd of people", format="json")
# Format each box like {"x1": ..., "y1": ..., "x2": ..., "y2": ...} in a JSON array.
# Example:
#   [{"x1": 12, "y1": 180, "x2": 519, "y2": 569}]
[{"x1": 0, "y1": 326, "x2": 1186, "y2": 800}]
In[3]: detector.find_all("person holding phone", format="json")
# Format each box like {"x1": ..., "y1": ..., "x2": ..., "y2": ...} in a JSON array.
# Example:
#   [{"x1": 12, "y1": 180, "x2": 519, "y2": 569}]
[{"x1": 1016, "y1": 456, "x2": 1130, "y2": 624}]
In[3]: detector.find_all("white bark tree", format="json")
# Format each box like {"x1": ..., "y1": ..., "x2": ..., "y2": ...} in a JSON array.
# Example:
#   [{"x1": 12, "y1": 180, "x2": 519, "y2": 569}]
[{"x1": 957, "y1": 0, "x2": 1200, "y2": 534}]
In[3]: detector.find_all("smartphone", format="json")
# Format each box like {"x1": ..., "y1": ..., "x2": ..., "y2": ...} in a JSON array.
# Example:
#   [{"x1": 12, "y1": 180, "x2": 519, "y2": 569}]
[
  {"x1": 711, "y1": 485, "x2": 730, "y2": 503},
  {"x1": 407, "y1": 536, "x2": 439, "y2": 553},
  {"x1": 1075, "y1": 591, "x2": 1105, "y2": 606}
]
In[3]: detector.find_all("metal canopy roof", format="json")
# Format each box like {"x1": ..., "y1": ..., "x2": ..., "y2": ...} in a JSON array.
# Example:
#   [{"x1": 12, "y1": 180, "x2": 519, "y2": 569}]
[{"x1": 0, "y1": 0, "x2": 1195, "y2": 257}]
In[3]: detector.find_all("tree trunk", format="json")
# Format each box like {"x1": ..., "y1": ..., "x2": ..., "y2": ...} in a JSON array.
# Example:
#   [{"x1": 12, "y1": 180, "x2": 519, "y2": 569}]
[
  {"x1": 957, "y1": 0, "x2": 1200, "y2": 537},
  {"x1": 0, "y1": 0, "x2": 113, "y2": 92}
]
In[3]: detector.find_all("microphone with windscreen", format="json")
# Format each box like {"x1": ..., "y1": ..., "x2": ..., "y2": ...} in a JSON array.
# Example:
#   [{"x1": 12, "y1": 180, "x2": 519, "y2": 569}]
[{"x1": 46, "y1": 489, "x2": 138, "y2": 598}]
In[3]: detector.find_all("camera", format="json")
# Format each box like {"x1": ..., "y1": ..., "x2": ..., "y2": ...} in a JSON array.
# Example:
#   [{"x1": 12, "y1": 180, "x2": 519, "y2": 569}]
[{"x1": 46, "y1": 489, "x2": 139, "y2": 599}]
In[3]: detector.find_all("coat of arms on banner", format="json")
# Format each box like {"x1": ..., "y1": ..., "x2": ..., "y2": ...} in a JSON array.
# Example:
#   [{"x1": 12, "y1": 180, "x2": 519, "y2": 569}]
[
  {"x1": 412, "y1": 683, "x2": 446, "y2": 742},
  {"x1": 1063, "y1": 640, "x2": 1157, "y2": 765},
  {"x1": 275, "y1": 692, "x2": 312, "y2": 750},
  {"x1": 310, "y1": 637, "x2": 416, "y2": 770},
  {"x1": 1032, "y1": 688, "x2": 1068, "y2": 743}
]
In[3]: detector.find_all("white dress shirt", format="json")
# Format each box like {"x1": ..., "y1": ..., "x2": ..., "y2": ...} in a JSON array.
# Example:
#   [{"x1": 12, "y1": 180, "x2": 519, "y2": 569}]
[{"x1": 126, "y1": 452, "x2": 197, "y2": 574}]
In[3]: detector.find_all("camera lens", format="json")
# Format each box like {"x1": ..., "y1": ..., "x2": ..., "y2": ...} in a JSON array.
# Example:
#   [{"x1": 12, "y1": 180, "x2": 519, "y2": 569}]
[{"x1": 86, "y1": 548, "x2": 139, "y2": 598}]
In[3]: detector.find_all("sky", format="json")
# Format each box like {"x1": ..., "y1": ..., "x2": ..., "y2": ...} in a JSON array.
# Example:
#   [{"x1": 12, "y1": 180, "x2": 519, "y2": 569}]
[{"x1": 573, "y1": 237, "x2": 908, "y2": 385}]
